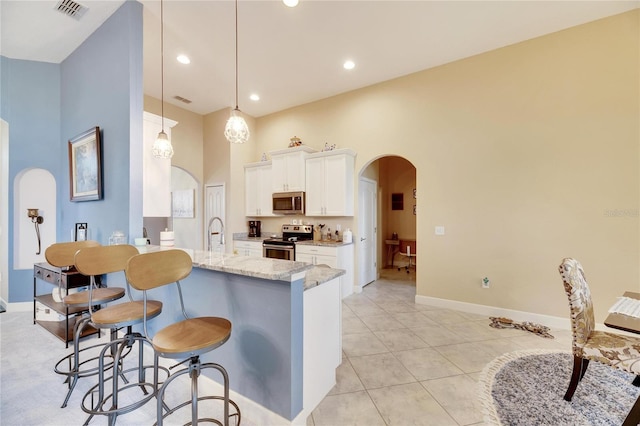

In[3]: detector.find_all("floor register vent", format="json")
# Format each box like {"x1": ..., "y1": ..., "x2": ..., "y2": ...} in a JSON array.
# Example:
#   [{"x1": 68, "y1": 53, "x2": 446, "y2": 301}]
[{"x1": 55, "y1": 0, "x2": 88, "y2": 20}]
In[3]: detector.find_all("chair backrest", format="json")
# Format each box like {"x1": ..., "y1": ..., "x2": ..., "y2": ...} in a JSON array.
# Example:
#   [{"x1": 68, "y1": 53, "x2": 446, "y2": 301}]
[
  {"x1": 126, "y1": 250, "x2": 192, "y2": 291},
  {"x1": 399, "y1": 239, "x2": 416, "y2": 256},
  {"x1": 45, "y1": 240, "x2": 100, "y2": 268},
  {"x1": 558, "y1": 258, "x2": 595, "y2": 349},
  {"x1": 74, "y1": 245, "x2": 139, "y2": 276}
]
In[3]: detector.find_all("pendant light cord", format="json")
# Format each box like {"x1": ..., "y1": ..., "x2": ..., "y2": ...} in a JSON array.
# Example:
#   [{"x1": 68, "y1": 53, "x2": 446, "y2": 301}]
[
  {"x1": 234, "y1": 0, "x2": 239, "y2": 110},
  {"x1": 160, "y1": 0, "x2": 165, "y2": 131}
]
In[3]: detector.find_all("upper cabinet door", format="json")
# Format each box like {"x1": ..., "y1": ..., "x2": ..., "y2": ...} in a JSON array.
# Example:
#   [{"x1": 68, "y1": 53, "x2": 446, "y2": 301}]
[
  {"x1": 245, "y1": 162, "x2": 273, "y2": 217},
  {"x1": 305, "y1": 149, "x2": 356, "y2": 216},
  {"x1": 143, "y1": 111, "x2": 177, "y2": 217},
  {"x1": 270, "y1": 146, "x2": 316, "y2": 192}
]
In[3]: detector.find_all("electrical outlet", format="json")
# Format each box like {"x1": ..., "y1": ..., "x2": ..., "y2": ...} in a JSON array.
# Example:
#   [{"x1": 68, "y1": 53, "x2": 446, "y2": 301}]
[{"x1": 482, "y1": 277, "x2": 490, "y2": 288}]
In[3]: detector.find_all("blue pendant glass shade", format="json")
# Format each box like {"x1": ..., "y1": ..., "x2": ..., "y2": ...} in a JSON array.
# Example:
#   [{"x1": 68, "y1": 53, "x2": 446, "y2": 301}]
[
  {"x1": 152, "y1": 130, "x2": 173, "y2": 158},
  {"x1": 224, "y1": 108, "x2": 250, "y2": 144}
]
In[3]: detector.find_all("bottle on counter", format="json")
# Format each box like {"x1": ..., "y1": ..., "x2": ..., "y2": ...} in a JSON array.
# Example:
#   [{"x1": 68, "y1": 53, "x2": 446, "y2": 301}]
[{"x1": 343, "y1": 228, "x2": 352, "y2": 243}]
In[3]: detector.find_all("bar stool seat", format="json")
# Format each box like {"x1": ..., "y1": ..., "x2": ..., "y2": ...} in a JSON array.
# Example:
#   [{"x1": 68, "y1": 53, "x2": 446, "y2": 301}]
[
  {"x1": 63, "y1": 287, "x2": 125, "y2": 308},
  {"x1": 153, "y1": 317, "x2": 231, "y2": 357},
  {"x1": 91, "y1": 300, "x2": 162, "y2": 328}
]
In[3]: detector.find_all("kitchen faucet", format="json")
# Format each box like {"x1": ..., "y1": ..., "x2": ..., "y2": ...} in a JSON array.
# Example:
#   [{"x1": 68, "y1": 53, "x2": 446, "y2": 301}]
[{"x1": 207, "y1": 216, "x2": 224, "y2": 251}]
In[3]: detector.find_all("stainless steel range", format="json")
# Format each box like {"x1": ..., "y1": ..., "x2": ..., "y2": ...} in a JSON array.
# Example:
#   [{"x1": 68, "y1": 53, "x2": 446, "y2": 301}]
[{"x1": 262, "y1": 224, "x2": 314, "y2": 261}]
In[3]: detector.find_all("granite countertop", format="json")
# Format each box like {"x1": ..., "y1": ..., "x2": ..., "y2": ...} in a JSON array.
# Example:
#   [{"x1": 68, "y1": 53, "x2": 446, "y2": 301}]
[
  {"x1": 304, "y1": 266, "x2": 345, "y2": 290},
  {"x1": 135, "y1": 245, "x2": 342, "y2": 290}
]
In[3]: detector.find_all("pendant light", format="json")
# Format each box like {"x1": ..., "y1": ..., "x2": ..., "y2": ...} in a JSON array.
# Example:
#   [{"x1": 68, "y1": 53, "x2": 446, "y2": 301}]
[
  {"x1": 224, "y1": 0, "x2": 250, "y2": 144},
  {"x1": 152, "y1": 0, "x2": 174, "y2": 158}
]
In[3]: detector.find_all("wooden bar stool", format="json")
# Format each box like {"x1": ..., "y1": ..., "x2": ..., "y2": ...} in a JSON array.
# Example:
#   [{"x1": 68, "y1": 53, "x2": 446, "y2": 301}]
[
  {"x1": 44, "y1": 240, "x2": 126, "y2": 408},
  {"x1": 125, "y1": 249, "x2": 241, "y2": 425},
  {"x1": 74, "y1": 244, "x2": 165, "y2": 426}
]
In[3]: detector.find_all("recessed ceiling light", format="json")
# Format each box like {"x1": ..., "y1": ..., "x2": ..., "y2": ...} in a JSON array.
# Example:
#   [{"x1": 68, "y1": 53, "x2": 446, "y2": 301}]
[
  {"x1": 177, "y1": 55, "x2": 190, "y2": 64},
  {"x1": 343, "y1": 60, "x2": 355, "y2": 70},
  {"x1": 283, "y1": 0, "x2": 299, "y2": 7},
  {"x1": 250, "y1": 94, "x2": 260, "y2": 101}
]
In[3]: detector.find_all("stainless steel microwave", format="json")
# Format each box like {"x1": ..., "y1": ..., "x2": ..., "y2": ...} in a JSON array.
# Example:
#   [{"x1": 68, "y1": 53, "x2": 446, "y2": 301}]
[{"x1": 272, "y1": 191, "x2": 305, "y2": 215}]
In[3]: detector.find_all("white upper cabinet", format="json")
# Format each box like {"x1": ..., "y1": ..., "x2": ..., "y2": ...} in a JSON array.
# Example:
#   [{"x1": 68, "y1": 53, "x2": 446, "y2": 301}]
[
  {"x1": 143, "y1": 111, "x2": 177, "y2": 217},
  {"x1": 244, "y1": 161, "x2": 273, "y2": 216},
  {"x1": 305, "y1": 149, "x2": 356, "y2": 216},
  {"x1": 270, "y1": 146, "x2": 317, "y2": 193}
]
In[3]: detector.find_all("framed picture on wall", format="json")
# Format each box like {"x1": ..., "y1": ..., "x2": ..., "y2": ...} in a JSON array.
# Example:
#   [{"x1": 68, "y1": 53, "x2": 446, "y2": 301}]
[{"x1": 68, "y1": 127, "x2": 102, "y2": 202}]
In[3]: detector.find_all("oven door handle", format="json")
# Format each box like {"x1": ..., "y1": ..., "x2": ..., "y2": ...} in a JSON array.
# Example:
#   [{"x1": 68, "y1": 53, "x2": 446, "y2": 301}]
[{"x1": 263, "y1": 243, "x2": 295, "y2": 250}]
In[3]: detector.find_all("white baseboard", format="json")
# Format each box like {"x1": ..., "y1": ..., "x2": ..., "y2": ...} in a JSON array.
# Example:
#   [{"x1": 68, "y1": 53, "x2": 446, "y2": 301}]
[
  {"x1": 3, "y1": 301, "x2": 31, "y2": 313},
  {"x1": 415, "y1": 294, "x2": 573, "y2": 330},
  {"x1": 414, "y1": 294, "x2": 627, "y2": 334}
]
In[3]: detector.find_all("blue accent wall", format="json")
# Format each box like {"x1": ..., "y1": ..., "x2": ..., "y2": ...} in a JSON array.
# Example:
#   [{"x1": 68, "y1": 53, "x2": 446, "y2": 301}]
[
  {"x1": 1, "y1": 57, "x2": 61, "y2": 302},
  {"x1": 1, "y1": 1, "x2": 143, "y2": 303}
]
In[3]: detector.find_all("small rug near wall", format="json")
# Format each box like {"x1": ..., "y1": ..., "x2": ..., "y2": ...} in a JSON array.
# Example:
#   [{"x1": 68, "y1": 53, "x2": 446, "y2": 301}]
[{"x1": 479, "y1": 349, "x2": 640, "y2": 426}]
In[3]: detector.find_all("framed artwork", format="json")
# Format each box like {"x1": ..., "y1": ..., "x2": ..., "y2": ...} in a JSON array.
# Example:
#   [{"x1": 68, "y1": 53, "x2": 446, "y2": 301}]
[
  {"x1": 391, "y1": 193, "x2": 404, "y2": 210},
  {"x1": 69, "y1": 127, "x2": 102, "y2": 202},
  {"x1": 172, "y1": 189, "x2": 195, "y2": 218}
]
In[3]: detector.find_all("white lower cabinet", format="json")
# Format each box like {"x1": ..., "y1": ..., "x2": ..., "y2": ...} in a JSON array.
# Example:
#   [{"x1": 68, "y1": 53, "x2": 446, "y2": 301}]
[
  {"x1": 233, "y1": 240, "x2": 263, "y2": 257},
  {"x1": 296, "y1": 244, "x2": 354, "y2": 298}
]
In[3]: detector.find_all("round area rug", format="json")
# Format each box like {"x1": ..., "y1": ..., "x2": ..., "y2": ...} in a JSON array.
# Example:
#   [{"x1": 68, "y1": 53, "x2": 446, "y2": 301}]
[{"x1": 478, "y1": 349, "x2": 640, "y2": 426}]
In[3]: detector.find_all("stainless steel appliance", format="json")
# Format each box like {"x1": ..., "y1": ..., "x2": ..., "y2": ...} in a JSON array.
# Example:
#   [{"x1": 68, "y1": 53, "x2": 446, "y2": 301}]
[
  {"x1": 248, "y1": 220, "x2": 261, "y2": 237},
  {"x1": 272, "y1": 191, "x2": 305, "y2": 215},
  {"x1": 263, "y1": 224, "x2": 313, "y2": 261}
]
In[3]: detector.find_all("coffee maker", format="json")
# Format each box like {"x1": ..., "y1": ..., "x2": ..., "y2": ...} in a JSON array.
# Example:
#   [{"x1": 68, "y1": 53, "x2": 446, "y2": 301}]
[{"x1": 248, "y1": 220, "x2": 261, "y2": 238}]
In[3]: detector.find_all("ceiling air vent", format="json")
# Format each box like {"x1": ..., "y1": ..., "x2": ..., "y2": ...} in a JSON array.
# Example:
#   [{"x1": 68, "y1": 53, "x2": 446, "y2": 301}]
[
  {"x1": 54, "y1": 0, "x2": 88, "y2": 20},
  {"x1": 174, "y1": 96, "x2": 192, "y2": 104}
]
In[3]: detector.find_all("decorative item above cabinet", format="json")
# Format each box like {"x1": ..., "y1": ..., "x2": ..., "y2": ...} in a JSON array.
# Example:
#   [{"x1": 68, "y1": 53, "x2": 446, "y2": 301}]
[{"x1": 270, "y1": 146, "x2": 317, "y2": 193}]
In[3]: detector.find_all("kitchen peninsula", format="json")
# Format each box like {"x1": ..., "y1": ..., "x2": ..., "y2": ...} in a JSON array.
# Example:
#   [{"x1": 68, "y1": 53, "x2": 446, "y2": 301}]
[{"x1": 135, "y1": 245, "x2": 344, "y2": 424}]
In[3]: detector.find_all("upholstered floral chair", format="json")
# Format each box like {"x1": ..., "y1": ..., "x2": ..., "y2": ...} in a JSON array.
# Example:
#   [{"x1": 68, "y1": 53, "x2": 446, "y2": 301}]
[{"x1": 558, "y1": 258, "x2": 640, "y2": 401}]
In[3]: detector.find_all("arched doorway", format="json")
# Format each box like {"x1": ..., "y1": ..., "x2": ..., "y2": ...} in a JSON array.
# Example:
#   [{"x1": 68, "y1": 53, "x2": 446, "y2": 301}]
[{"x1": 359, "y1": 155, "x2": 417, "y2": 288}]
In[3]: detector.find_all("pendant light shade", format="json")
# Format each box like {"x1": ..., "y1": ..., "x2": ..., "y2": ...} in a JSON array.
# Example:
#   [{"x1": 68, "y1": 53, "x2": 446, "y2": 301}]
[
  {"x1": 152, "y1": 130, "x2": 173, "y2": 158},
  {"x1": 225, "y1": 0, "x2": 249, "y2": 144},
  {"x1": 225, "y1": 108, "x2": 250, "y2": 144},
  {"x1": 152, "y1": 0, "x2": 174, "y2": 158}
]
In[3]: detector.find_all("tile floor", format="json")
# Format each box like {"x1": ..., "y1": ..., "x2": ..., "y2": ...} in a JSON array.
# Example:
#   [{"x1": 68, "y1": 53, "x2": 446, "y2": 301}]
[{"x1": 306, "y1": 268, "x2": 573, "y2": 426}]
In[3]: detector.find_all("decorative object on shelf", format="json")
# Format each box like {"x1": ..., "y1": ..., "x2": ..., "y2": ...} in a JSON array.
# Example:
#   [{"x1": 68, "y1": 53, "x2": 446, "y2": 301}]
[
  {"x1": 69, "y1": 126, "x2": 102, "y2": 202},
  {"x1": 288, "y1": 136, "x2": 302, "y2": 147},
  {"x1": 152, "y1": 0, "x2": 174, "y2": 159},
  {"x1": 322, "y1": 142, "x2": 336, "y2": 151},
  {"x1": 224, "y1": 0, "x2": 250, "y2": 144},
  {"x1": 261, "y1": 152, "x2": 268, "y2": 161}
]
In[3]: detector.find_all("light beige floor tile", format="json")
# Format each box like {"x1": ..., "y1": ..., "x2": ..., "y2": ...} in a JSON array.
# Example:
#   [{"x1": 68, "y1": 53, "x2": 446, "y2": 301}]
[
  {"x1": 421, "y1": 374, "x2": 485, "y2": 425},
  {"x1": 376, "y1": 300, "x2": 419, "y2": 314},
  {"x1": 421, "y1": 309, "x2": 470, "y2": 325},
  {"x1": 306, "y1": 414, "x2": 315, "y2": 426},
  {"x1": 394, "y1": 347, "x2": 464, "y2": 380},
  {"x1": 373, "y1": 328, "x2": 430, "y2": 352},
  {"x1": 343, "y1": 317, "x2": 371, "y2": 335},
  {"x1": 457, "y1": 311, "x2": 489, "y2": 321},
  {"x1": 392, "y1": 311, "x2": 439, "y2": 328},
  {"x1": 508, "y1": 333, "x2": 572, "y2": 351},
  {"x1": 349, "y1": 352, "x2": 416, "y2": 389},
  {"x1": 411, "y1": 324, "x2": 468, "y2": 346},
  {"x1": 342, "y1": 331, "x2": 389, "y2": 357},
  {"x1": 342, "y1": 304, "x2": 357, "y2": 320},
  {"x1": 348, "y1": 303, "x2": 388, "y2": 317},
  {"x1": 327, "y1": 359, "x2": 365, "y2": 395},
  {"x1": 369, "y1": 382, "x2": 458, "y2": 426},
  {"x1": 434, "y1": 341, "x2": 504, "y2": 373},
  {"x1": 311, "y1": 391, "x2": 386, "y2": 426},
  {"x1": 446, "y1": 320, "x2": 505, "y2": 341},
  {"x1": 359, "y1": 313, "x2": 406, "y2": 331}
]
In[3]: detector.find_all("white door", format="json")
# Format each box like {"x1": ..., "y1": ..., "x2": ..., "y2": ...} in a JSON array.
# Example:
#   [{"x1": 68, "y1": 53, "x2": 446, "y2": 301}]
[
  {"x1": 358, "y1": 177, "x2": 377, "y2": 288},
  {"x1": 204, "y1": 184, "x2": 225, "y2": 252},
  {"x1": 1, "y1": 119, "x2": 8, "y2": 309}
]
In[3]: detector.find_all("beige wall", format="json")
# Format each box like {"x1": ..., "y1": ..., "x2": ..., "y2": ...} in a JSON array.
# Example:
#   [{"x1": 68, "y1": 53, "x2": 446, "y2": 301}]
[{"x1": 249, "y1": 10, "x2": 640, "y2": 322}]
